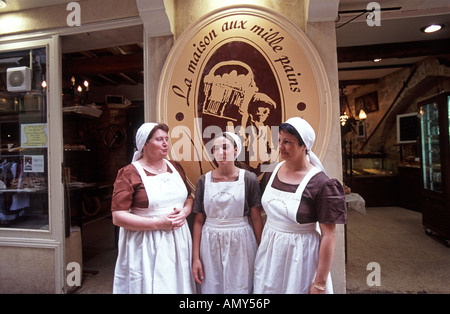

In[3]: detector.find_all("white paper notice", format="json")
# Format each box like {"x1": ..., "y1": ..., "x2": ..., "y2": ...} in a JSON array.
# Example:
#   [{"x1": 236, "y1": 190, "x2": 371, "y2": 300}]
[{"x1": 23, "y1": 155, "x2": 45, "y2": 173}]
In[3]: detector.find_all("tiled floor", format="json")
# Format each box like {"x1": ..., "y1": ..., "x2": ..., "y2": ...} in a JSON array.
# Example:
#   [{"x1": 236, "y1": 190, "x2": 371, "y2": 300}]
[{"x1": 346, "y1": 206, "x2": 450, "y2": 294}]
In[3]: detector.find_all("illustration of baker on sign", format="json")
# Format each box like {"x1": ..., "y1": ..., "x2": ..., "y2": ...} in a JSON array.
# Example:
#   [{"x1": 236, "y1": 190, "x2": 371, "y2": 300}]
[{"x1": 200, "y1": 60, "x2": 278, "y2": 174}]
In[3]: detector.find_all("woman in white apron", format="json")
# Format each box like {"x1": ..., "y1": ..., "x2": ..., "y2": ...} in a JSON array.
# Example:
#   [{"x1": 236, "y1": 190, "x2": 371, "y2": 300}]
[
  {"x1": 192, "y1": 132, "x2": 263, "y2": 294},
  {"x1": 254, "y1": 117, "x2": 346, "y2": 294},
  {"x1": 111, "y1": 123, "x2": 196, "y2": 294}
]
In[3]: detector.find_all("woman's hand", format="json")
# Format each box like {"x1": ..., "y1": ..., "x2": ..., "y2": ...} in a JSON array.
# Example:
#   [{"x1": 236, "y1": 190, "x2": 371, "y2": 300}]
[
  {"x1": 167, "y1": 207, "x2": 188, "y2": 230},
  {"x1": 309, "y1": 282, "x2": 326, "y2": 294},
  {"x1": 152, "y1": 212, "x2": 180, "y2": 231},
  {"x1": 165, "y1": 197, "x2": 193, "y2": 230},
  {"x1": 192, "y1": 258, "x2": 204, "y2": 285}
]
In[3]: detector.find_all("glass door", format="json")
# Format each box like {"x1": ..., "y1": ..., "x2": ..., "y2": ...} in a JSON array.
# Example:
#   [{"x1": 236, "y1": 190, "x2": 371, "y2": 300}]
[{"x1": 420, "y1": 101, "x2": 442, "y2": 192}]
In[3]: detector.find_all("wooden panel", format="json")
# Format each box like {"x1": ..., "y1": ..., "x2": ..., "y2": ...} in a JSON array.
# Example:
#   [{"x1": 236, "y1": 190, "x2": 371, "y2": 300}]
[
  {"x1": 66, "y1": 53, "x2": 143, "y2": 75},
  {"x1": 398, "y1": 166, "x2": 421, "y2": 211},
  {"x1": 350, "y1": 175, "x2": 398, "y2": 207}
]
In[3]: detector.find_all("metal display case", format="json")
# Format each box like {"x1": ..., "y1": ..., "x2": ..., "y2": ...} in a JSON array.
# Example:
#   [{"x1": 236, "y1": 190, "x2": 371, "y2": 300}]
[{"x1": 418, "y1": 91, "x2": 450, "y2": 246}]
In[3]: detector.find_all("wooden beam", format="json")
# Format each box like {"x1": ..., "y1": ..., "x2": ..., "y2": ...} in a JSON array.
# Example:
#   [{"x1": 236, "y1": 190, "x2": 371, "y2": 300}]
[
  {"x1": 120, "y1": 73, "x2": 138, "y2": 85},
  {"x1": 97, "y1": 74, "x2": 120, "y2": 85},
  {"x1": 339, "y1": 79, "x2": 379, "y2": 87},
  {"x1": 66, "y1": 53, "x2": 143, "y2": 75},
  {"x1": 337, "y1": 39, "x2": 450, "y2": 63},
  {"x1": 339, "y1": 64, "x2": 414, "y2": 71}
]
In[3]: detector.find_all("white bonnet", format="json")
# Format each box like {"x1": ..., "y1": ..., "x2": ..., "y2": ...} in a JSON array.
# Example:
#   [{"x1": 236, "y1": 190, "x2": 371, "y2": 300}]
[
  {"x1": 224, "y1": 132, "x2": 242, "y2": 159},
  {"x1": 132, "y1": 122, "x2": 158, "y2": 162},
  {"x1": 284, "y1": 117, "x2": 326, "y2": 174}
]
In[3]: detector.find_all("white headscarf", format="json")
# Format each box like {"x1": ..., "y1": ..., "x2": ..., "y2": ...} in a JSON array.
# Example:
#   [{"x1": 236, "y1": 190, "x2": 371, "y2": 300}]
[
  {"x1": 209, "y1": 132, "x2": 242, "y2": 160},
  {"x1": 132, "y1": 122, "x2": 158, "y2": 163},
  {"x1": 224, "y1": 132, "x2": 242, "y2": 160},
  {"x1": 284, "y1": 117, "x2": 326, "y2": 174}
]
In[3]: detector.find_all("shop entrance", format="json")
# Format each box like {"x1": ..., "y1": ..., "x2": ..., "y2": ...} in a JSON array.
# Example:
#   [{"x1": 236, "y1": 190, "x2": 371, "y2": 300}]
[{"x1": 61, "y1": 26, "x2": 144, "y2": 292}]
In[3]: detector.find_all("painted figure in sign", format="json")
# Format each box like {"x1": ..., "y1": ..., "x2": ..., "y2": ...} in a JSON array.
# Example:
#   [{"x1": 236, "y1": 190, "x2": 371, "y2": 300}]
[
  {"x1": 111, "y1": 122, "x2": 196, "y2": 294},
  {"x1": 253, "y1": 117, "x2": 347, "y2": 294},
  {"x1": 245, "y1": 92, "x2": 277, "y2": 171},
  {"x1": 201, "y1": 60, "x2": 279, "y2": 175},
  {"x1": 192, "y1": 132, "x2": 263, "y2": 293}
]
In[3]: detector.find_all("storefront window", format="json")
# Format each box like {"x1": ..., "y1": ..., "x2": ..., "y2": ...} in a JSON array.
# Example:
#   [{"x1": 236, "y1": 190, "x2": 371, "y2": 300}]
[{"x1": 0, "y1": 47, "x2": 49, "y2": 229}]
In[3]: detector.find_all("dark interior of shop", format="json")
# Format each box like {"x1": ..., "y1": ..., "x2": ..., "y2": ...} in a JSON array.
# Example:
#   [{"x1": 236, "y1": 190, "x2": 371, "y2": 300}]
[{"x1": 61, "y1": 27, "x2": 144, "y2": 264}]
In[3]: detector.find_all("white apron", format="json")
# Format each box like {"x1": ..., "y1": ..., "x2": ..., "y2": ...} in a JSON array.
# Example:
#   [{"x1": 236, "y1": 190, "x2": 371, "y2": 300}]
[
  {"x1": 200, "y1": 169, "x2": 257, "y2": 294},
  {"x1": 253, "y1": 161, "x2": 333, "y2": 294},
  {"x1": 113, "y1": 159, "x2": 196, "y2": 294}
]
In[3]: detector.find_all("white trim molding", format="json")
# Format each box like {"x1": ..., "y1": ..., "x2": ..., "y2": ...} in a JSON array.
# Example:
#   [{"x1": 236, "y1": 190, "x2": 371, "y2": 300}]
[{"x1": 136, "y1": 0, "x2": 173, "y2": 37}]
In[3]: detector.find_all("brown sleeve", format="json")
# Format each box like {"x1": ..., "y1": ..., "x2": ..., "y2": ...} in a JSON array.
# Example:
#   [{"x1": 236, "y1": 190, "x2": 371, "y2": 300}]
[
  {"x1": 316, "y1": 179, "x2": 347, "y2": 224},
  {"x1": 245, "y1": 170, "x2": 262, "y2": 210},
  {"x1": 192, "y1": 174, "x2": 206, "y2": 215},
  {"x1": 111, "y1": 165, "x2": 145, "y2": 211}
]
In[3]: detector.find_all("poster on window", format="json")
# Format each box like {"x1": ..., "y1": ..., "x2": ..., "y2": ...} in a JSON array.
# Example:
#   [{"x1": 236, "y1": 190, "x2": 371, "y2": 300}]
[
  {"x1": 23, "y1": 155, "x2": 45, "y2": 173},
  {"x1": 20, "y1": 123, "x2": 48, "y2": 148}
]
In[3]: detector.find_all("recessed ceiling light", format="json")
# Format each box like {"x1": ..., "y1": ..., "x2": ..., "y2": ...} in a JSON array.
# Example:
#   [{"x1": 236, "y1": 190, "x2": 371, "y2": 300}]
[
  {"x1": 421, "y1": 24, "x2": 444, "y2": 33},
  {"x1": 373, "y1": 58, "x2": 382, "y2": 63},
  {"x1": 0, "y1": 0, "x2": 7, "y2": 9}
]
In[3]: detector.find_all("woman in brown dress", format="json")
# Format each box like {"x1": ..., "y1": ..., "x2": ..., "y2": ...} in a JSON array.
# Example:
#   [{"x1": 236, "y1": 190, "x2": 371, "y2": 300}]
[
  {"x1": 111, "y1": 122, "x2": 195, "y2": 294},
  {"x1": 253, "y1": 117, "x2": 347, "y2": 294}
]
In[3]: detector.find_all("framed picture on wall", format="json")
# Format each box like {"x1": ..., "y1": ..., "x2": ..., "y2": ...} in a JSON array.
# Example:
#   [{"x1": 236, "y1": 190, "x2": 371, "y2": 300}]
[
  {"x1": 396, "y1": 112, "x2": 419, "y2": 144},
  {"x1": 355, "y1": 91, "x2": 379, "y2": 115}
]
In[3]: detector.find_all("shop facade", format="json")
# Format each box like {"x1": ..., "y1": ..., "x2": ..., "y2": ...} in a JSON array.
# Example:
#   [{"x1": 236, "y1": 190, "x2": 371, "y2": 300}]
[{"x1": 0, "y1": 0, "x2": 344, "y2": 294}]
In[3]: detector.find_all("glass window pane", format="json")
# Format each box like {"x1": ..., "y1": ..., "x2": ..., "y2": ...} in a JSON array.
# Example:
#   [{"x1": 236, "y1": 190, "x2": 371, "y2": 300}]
[
  {"x1": 0, "y1": 47, "x2": 49, "y2": 229},
  {"x1": 420, "y1": 102, "x2": 441, "y2": 192}
]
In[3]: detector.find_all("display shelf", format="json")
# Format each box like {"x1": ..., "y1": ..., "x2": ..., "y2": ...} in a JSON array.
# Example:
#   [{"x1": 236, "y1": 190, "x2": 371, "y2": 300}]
[
  {"x1": 342, "y1": 141, "x2": 397, "y2": 206},
  {"x1": 418, "y1": 91, "x2": 450, "y2": 243}
]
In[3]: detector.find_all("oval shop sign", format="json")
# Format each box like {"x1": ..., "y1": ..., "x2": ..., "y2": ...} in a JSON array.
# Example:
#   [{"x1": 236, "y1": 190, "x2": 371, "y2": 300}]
[{"x1": 157, "y1": 5, "x2": 332, "y2": 187}]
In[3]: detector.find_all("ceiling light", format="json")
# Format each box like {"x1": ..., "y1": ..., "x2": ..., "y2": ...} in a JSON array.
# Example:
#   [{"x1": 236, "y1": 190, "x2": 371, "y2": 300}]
[
  {"x1": 0, "y1": 0, "x2": 6, "y2": 9},
  {"x1": 373, "y1": 58, "x2": 382, "y2": 63},
  {"x1": 421, "y1": 24, "x2": 444, "y2": 33}
]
